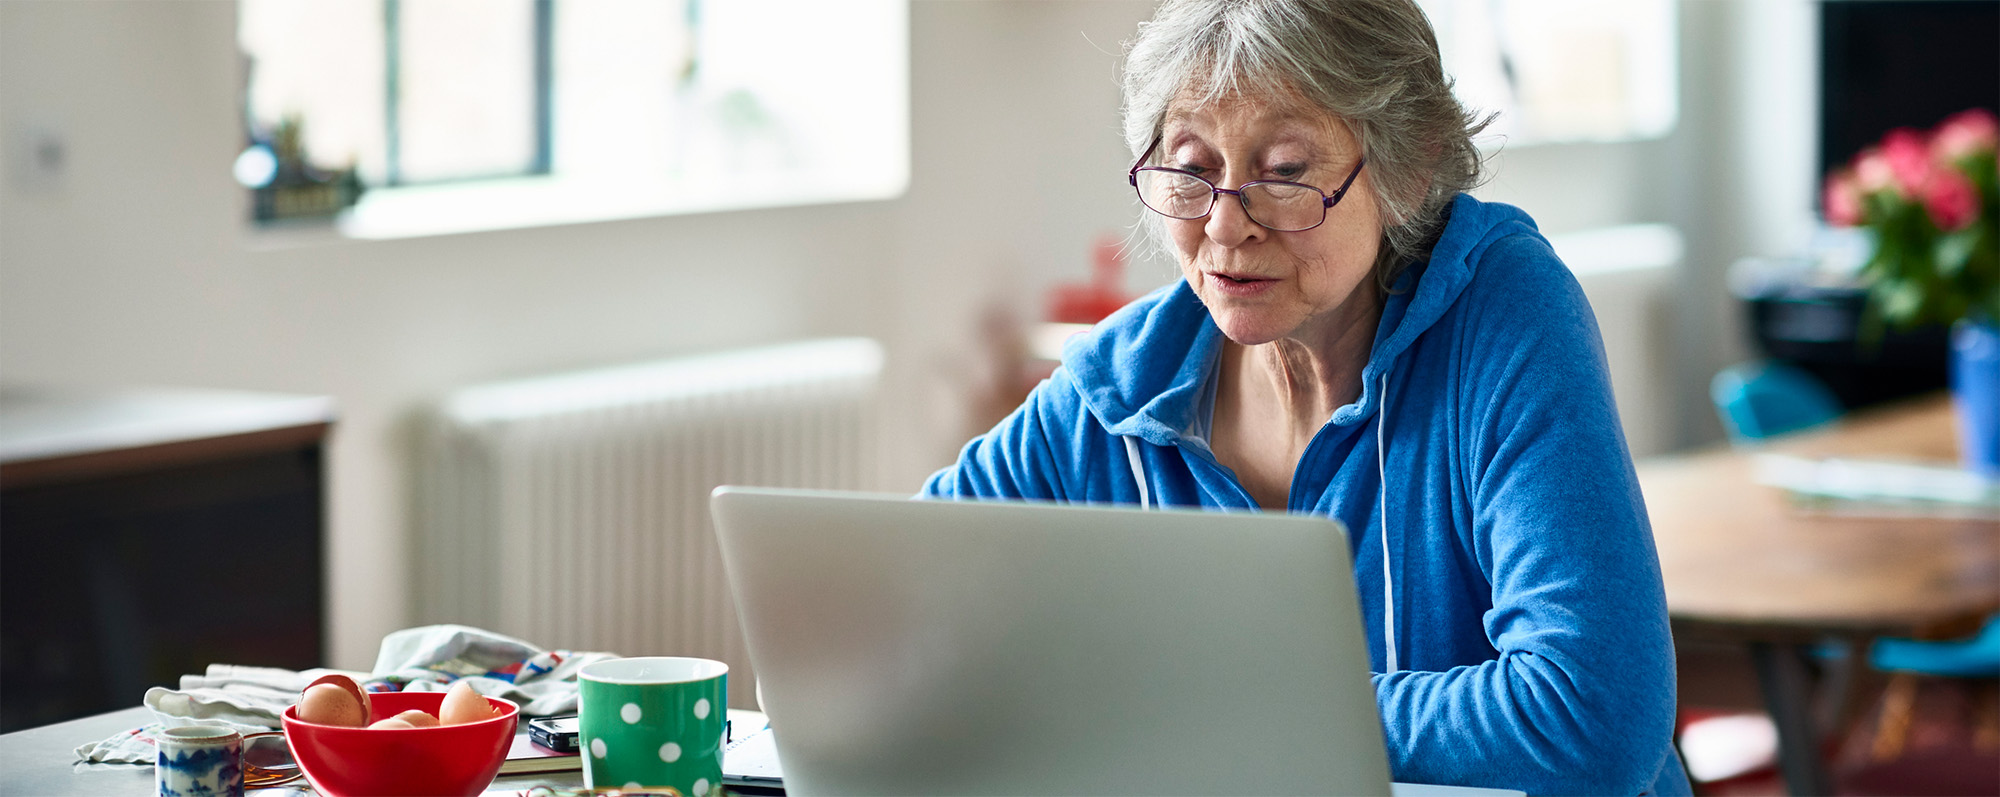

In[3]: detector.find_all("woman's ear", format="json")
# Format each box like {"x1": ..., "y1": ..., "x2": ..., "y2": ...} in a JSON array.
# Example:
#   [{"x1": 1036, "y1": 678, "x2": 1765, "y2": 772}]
[
  {"x1": 1360, "y1": 135, "x2": 1437, "y2": 228},
  {"x1": 1376, "y1": 170, "x2": 1431, "y2": 229},
  {"x1": 1407, "y1": 137, "x2": 1446, "y2": 211}
]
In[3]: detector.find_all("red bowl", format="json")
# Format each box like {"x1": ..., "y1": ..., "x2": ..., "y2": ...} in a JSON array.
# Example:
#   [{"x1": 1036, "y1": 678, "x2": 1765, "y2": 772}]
[{"x1": 283, "y1": 690, "x2": 519, "y2": 797}]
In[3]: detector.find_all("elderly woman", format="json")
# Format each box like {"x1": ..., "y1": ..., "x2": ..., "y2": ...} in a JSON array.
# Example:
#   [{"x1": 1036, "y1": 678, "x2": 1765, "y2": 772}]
[{"x1": 925, "y1": 0, "x2": 1684, "y2": 794}]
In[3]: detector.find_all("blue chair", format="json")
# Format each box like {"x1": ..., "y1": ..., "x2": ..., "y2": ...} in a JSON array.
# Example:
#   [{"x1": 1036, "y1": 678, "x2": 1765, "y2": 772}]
[
  {"x1": 1873, "y1": 617, "x2": 2000, "y2": 678},
  {"x1": 1710, "y1": 360, "x2": 1844, "y2": 442}
]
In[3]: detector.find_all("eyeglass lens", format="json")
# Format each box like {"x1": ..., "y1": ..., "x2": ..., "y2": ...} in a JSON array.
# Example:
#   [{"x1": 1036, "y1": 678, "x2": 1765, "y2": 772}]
[{"x1": 1133, "y1": 170, "x2": 1325, "y2": 232}]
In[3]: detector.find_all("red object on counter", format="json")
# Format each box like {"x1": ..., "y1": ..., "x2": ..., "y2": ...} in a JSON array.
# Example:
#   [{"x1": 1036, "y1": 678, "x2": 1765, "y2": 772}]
[{"x1": 1048, "y1": 236, "x2": 1133, "y2": 324}]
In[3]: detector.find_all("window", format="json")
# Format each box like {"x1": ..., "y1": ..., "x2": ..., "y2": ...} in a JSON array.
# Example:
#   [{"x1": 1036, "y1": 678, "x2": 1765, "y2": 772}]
[
  {"x1": 389, "y1": 0, "x2": 548, "y2": 185},
  {"x1": 1417, "y1": 0, "x2": 1678, "y2": 145},
  {"x1": 237, "y1": 0, "x2": 908, "y2": 238}
]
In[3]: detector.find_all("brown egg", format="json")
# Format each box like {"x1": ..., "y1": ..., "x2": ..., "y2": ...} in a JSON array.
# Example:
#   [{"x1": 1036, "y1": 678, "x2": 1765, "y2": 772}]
[
  {"x1": 296, "y1": 674, "x2": 371, "y2": 727},
  {"x1": 367, "y1": 717, "x2": 416, "y2": 730},
  {"x1": 391, "y1": 709, "x2": 440, "y2": 728},
  {"x1": 297, "y1": 683, "x2": 367, "y2": 727},
  {"x1": 437, "y1": 681, "x2": 498, "y2": 726}
]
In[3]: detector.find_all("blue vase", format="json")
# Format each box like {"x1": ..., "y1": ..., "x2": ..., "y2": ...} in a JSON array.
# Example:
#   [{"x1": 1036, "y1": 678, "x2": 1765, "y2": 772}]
[{"x1": 1953, "y1": 318, "x2": 2000, "y2": 478}]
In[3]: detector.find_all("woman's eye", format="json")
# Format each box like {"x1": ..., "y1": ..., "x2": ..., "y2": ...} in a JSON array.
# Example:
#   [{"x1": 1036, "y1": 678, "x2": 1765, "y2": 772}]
[
  {"x1": 1175, "y1": 163, "x2": 1208, "y2": 176},
  {"x1": 1273, "y1": 164, "x2": 1306, "y2": 179}
]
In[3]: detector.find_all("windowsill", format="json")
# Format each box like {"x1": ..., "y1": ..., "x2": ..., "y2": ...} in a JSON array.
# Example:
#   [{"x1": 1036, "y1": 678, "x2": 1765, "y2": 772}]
[
  {"x1": 1472, "y1": 129, "x2": 1675, "y2": 154},
  {"x1": 1545, "y1": 223, "x2": 1683, "y2": 277},
  {"x1": 244, "y1": 170, "x2": 908, "y2": 244}
]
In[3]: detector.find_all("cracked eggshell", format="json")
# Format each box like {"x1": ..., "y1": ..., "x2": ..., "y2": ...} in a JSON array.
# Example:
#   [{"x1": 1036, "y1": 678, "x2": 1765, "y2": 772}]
[
  {"x1": 438, "y1": 680, "x2": 500, "y2": 726},
  {"x1": 296, "y1": 674, "x2": 370, "y2": 727},
  {"x1": 391, "y1": 709, "x2": 440, "y2": 728}
]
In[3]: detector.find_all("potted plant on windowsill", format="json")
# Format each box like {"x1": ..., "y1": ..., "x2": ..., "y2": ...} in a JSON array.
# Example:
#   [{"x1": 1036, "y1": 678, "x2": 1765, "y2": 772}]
[{"x1": 1822, "y1": 108, "x2": 2000, "y2": 478}]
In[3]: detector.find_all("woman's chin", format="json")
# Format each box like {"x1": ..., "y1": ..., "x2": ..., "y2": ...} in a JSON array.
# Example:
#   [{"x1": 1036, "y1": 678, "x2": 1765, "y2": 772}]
[{"x1": 1212, "y1": 314, "x2": 1293, "y2": 347}]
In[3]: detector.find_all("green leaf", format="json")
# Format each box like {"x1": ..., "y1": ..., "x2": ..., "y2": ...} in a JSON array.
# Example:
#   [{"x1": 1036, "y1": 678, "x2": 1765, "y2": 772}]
[
  {"x1": 1852, "y1": 189, "x2": 2000, "y2": 327},
  {"x1": 1875, "y1": 235, "x2": 1906, "y2": 275},
  {"x1": 1936, "y1": 230, "x2": 1980, "y2": 277},
  {"x1": 1883, "y1": 279, "x2": 1925, "y2": 324},
  {"x1": 1935, "y1": 293, "x2": 1968, "y2": 327}
]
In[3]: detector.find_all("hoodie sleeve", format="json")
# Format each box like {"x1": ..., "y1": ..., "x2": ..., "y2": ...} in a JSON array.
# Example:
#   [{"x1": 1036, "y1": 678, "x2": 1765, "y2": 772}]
[
  {"x1": 1372, "y1": 235, "x2": 1682, "y2": 796},
  {"x1": 921, "y1": 369, "x2": 1081, "y2": 501}
]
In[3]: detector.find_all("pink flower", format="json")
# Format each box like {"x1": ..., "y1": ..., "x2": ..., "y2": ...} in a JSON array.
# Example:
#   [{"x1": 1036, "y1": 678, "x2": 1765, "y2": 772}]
[
  {"x1": 1931, "y1": 108, "x2": 1999, "y2": 163},
  {"x1": 1854, "y1": 147, "x2": 1900, "y2": 196},
  {"x1": 1881, "y1": 127, "x2": 1932, "y2": 195},
  {"x1": 1922, "y1": 168, "x2": 1979, "y2": 232},
  {"x1": 1822, "y1": 168, "x2": 1864, "y2": 226}
]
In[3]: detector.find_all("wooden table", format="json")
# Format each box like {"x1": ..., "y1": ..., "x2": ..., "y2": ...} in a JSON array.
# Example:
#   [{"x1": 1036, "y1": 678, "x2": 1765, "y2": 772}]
[{"x1": 1638, "y1": 395, "x2": 2000, "y2": 795}]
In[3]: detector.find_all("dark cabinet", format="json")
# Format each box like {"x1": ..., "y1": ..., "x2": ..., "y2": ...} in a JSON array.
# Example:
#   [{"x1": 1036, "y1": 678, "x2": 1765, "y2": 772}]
[{"x1": 0, "y1": 388, "x2": 333, "y2": 732}]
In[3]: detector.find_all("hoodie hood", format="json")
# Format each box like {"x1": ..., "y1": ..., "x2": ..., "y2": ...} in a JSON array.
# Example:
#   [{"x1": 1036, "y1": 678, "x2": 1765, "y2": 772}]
[{"x1": 1063, "y1": 194, "x2": 1541, "y2": 448}]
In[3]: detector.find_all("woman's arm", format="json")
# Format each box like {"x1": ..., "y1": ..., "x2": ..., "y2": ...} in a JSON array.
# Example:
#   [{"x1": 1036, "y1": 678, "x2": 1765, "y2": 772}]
[
  {"x1": 921, "y1": 371, "x2": 1078, "y2": 501},
  {"x1": 1374, "y1": 237, "x2": 1681, "y2": 795}
]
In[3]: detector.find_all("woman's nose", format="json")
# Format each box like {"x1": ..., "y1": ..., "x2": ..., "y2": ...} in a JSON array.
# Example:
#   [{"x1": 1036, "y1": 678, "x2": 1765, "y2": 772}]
[{"x1": 1204, "y1": 188, "x2": 1266, "y2": 246}]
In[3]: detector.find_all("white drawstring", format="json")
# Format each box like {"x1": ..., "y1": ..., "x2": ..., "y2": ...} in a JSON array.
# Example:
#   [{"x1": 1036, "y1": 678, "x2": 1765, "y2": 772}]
[
  {"x1": 1377, "y1": 370, "x2": 1397, "y2": 673},
  {"x1": 1123, "y1": 436, "x2": 1152, "y2": 511},
  {"x1": 1128, "y1": 371, "x2": 1393, "y2": 670}
]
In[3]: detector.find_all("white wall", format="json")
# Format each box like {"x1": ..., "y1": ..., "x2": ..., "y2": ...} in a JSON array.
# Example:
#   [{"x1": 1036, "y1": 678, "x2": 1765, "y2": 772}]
[
  {"x1": 0, "y1": 0, "x2": 1820, "y2": 669},
  {"x1": 1471, "y1": 0, "x2": 1822, "y2": 447}
]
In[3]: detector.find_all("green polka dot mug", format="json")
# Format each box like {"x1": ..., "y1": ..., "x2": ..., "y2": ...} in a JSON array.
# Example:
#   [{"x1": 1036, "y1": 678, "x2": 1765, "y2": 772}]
[{"x1": 578, "y1": 657, "x2": 727, "y2": 797}]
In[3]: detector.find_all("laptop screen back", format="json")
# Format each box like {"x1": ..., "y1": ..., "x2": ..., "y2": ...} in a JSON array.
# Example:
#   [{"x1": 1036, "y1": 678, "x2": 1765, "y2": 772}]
[{"x1": 711, "y1": 487, "x2": 1390, "y2": 796}]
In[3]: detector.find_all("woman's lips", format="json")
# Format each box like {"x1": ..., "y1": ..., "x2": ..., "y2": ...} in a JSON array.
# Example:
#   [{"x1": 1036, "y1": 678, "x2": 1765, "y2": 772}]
[{"x1": 1207, "y1": 271, "x2": 1275, "y2": 296}]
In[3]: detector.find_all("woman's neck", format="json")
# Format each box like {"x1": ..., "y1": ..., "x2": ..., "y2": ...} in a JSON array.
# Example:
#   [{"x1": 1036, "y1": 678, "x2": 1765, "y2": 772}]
[{"x1": 1226, "y1": 285, "x2": 1383, "y2": 431}]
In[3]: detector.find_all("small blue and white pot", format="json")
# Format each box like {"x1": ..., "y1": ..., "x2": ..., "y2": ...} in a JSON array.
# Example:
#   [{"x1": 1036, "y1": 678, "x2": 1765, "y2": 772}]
[{"x1": 155, "y1": 726, "x2": 243, "y2": 797}]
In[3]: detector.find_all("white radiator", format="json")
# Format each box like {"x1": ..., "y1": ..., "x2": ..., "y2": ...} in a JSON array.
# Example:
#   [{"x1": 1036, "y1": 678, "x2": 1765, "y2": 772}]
[{"x1": 415, "y1": 338, "x2": 884, "y2": 705}]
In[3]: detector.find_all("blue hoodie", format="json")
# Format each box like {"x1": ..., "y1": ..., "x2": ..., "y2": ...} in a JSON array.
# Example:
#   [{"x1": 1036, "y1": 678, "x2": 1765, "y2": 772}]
[{"x1": 924, "y1": 194, "x2": 1689, "y2": 795}]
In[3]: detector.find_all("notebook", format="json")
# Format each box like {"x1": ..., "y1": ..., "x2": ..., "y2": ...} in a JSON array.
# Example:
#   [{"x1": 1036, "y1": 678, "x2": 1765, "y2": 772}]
[
  {"x1": 498, "y1": 732, "x2": 580, "y2": 775},
  {"x1": 501, "y1": 709, "x2": 768, "y2": 778},
  {"x1": 710, "y1": 487, "x2": 1391, "y2": 795},
  {"x1": 723, "y1": 717, "x2": 784, "y2": 789}
]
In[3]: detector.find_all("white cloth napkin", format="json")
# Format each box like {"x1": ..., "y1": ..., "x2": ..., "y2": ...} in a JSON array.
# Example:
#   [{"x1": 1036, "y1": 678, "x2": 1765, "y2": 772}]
[
  {"x1": 365, "y1": 624, "x2": 619, "y2": 717},
  {"x1": 75, "y1": 624, "x2": 620, "y2": 764}
]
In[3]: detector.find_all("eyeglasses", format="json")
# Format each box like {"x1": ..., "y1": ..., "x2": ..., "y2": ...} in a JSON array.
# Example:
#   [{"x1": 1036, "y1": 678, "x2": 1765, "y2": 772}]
[{"x1": 1127, "y1": 135, "x2": 1366, "y2": 232}]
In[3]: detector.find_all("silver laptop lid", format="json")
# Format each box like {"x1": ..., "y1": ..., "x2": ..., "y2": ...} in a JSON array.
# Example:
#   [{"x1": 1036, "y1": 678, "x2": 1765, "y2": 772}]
[{"x1": 711, "y1": 487, "x2": 1390, "y2": 796}]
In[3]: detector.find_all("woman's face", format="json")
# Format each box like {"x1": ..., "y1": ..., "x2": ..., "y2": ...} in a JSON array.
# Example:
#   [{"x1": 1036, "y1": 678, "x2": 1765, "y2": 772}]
[{"x1": 1158, "y1": 95, "x2": 1383, "y2": 347}]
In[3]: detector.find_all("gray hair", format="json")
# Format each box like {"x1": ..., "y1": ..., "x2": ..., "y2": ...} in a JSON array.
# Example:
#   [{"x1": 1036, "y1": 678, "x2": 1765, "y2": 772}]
[{"x1": 1122, "y1": 0, "x2": 1489, "y2": 288}]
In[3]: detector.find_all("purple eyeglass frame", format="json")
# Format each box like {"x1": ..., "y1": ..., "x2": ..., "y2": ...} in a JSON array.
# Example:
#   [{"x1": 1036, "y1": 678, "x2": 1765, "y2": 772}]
[{"x1": 1126, "y1": 135, "x2": 1366, "y2": 232}]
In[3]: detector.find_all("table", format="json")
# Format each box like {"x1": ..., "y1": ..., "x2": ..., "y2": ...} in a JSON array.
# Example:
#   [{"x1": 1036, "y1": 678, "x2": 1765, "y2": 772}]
[
  {"x1": 1637, "y1": 395, "x2": 2000, "y2": 795},
  {"x1": 0, "y1": 706, "x2": 1518, "y2": 797}
]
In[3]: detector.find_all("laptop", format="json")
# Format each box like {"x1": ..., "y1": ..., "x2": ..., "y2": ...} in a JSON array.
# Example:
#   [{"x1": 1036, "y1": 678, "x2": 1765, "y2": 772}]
[{"x1": 710, "y1": 486, "x2": 1391, "y2": 795}]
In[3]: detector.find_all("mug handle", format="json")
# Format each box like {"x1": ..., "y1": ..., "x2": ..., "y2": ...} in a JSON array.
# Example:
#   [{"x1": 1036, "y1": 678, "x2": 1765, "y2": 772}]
[{"x1": 240, "y1": 730, "x2": 303, "y2": 787}]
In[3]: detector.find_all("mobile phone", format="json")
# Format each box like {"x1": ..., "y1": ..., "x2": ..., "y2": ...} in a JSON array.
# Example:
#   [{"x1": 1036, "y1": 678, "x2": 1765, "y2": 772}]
[{"x1": 527, "y1": 715, "x2": 579, "y2": 753}]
